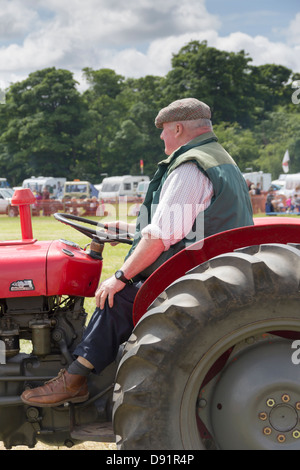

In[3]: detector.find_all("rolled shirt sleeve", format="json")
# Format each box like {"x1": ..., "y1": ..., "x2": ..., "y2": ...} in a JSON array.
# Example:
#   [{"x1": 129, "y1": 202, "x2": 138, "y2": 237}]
[{"x1": 141, "y1": 162, "x2": 214, "y2": 250}]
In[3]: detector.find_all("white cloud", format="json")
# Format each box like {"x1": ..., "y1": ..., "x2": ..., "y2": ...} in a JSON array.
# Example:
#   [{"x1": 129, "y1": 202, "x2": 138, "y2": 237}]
[
  {"x1": 106, "y1": 31, "x2": 214, "y2": 78},
  {"x1": 0, "y1": 0, "x2": 299, "y2": 92},
  {"x1": 287, "y1": 12, "x2": 300, "y2": 46},
  {"x1": 211, "y1": 32, "x2": 300, "y2": 71},
  {"x1": 0, "y1": 0, "x2": 39, "y2": 40}
]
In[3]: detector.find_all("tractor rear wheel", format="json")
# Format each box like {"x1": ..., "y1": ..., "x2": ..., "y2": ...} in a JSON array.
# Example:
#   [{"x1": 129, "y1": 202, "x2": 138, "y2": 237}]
[{"x1": 113, "y1": 244, "x2": 300, "y2": 450}]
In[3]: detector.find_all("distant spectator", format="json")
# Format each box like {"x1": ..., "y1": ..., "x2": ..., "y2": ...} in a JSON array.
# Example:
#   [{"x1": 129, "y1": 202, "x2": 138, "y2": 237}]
[
  {"x1": 295, "y1": 194, "x2": 300, "y2": 213},
  {"x1": 82, "y1": 197, "x2": 99, "y2": 216},
  {"x1": 42, "y1": 186, "x2": 51, "y2": 216},
  {"x1": 32, "y1": 191, "x2": 42, "y2": 216},
  {"x1": 36, "y1": 191, "x2": 42, "y2": 203},
  {"x1": 277, "y1": 198, "x2": 285, "y2": 212},
  {"x1": 245, "y1": 179, "x2": 252, "y2": 190},
  {"x1": 255, "y1": 183, "x2": 261, "y2": 195},
  {"x1": 128, "y1": 200, "x2": 141, "y2": 217},
  {"x1": 285, "y1": 196, "x2": 295, "y2": 213},
  {"x1": 96, "y1": 199, "x2": 108, "y2": 217},
  {"x1": 42, "y1": 187, "x2": 50, "y2": 200},
  {"x1": 249, "y1": 183, "x2": 256, "y2": 195},
  {"x1": 70, "y1": 197, "x2": 79, "y2": 215},
  {"x1": 56, "y1": 182, "x2": 63, "y2": 199},
  {"x1": 265, "y1": 191, "x2": 275, "y2": 213}
]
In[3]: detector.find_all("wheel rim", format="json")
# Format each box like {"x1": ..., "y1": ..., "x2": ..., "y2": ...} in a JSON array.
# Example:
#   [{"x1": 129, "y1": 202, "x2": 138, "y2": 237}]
[{"x1": 180, "y1": 319, "x2": 300, "y2": 450}]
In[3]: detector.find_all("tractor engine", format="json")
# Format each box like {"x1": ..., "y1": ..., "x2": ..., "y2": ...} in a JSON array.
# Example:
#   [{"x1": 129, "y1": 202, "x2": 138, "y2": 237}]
[
  {"x1": 0, "y1": 293, "x2": 100, "y2": 449},
  {"x1": 0, "y1": 295, "x2": 85, "y2": 360}
]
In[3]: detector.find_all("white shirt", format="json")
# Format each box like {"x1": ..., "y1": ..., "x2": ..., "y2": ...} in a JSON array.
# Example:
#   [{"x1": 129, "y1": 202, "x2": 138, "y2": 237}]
[{"x1": 141, "y1": 163, "x2": 214, "y2": 250}]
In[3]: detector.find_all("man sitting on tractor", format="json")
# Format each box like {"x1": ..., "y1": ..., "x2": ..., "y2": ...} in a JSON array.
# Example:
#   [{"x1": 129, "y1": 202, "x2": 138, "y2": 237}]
[{"x1": 21, "y1": 98, "x2": 254, "y2": 407}]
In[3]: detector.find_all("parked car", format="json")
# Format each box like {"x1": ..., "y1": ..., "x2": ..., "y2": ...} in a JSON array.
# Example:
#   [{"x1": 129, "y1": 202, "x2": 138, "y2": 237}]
[
  {"x1": 63, "y1": 181, "x2": 99, "y2": 200},
  {"x1": 0, "y1": 188, "x2": 18, "y2": 216}
]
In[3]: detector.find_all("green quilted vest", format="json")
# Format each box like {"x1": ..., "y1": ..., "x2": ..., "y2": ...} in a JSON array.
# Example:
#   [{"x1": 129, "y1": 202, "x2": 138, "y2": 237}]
[{"x1": 127, "y1": 131, "x2": 253, "y2": 278}]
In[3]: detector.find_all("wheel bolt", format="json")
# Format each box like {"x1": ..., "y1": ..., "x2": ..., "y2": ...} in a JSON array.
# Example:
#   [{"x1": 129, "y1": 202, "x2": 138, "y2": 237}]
[
  {"x1": 266, "y1": 398, "x2": 275, "y2": 408},
  {"x1": 281, "y1": 394, "x2": 290, "y2": 403},
  {"x1": 293, "y1": 430, "x2": 300, "y2": 439},
  {"x1": 263, "y1": 427, "x2": 272, "y2": 436},
  {"x1": 277, "y1": 434, "x2": 286, "y2": 443},
  {"x1": 296, "y1": 402, "x2": 300, "y2": 411},
  {"x1": 259, "y1": 412, "x2": 267, "y2": 421}
]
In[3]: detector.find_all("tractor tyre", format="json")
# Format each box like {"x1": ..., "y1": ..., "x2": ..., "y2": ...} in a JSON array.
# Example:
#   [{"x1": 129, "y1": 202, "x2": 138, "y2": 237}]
[{"x1": 113, "y1": 244, "x2": 300, "y2": 450}]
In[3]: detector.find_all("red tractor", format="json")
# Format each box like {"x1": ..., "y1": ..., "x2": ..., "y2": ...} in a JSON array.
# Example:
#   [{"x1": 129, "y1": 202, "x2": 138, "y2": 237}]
[{"x1": 1, "y1": 188, "x2": 300, "y2": 450}]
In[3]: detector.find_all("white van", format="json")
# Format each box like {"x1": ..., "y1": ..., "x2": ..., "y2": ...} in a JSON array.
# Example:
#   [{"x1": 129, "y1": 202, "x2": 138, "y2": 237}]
[
  {"x1": 243, "y1": 171, "x2": 272, "y2": 191},
  {"x1": 22, "y1": 176, "x2": 66, "y2": 199},
  {"x1": 282, "y1": 173, "x2": 300, "y2": 196},
  {"x1": 137, "y1": 180, "x2": 150, "y2": 199},
  {"x1": 100, "y1": 175, "x2": 149, "y2": 202}
]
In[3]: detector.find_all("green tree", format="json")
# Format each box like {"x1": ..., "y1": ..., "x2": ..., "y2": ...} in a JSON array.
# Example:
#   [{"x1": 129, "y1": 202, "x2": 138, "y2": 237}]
[
  {"x1": 163, "y1": 40, "x2": 256, "y2": 127},
  {"x1": 72, "y1": 68, "x2": 127, "y2": 181},
  {"x1": 116, "y1": 76, "x2": 167, "y2": 177},
  {"x1": 254, "y1": 108, "x2": 300, "y2": 178},
  {"x1": 0, "y1": 67, "x2": 84, "y2": 185},
  {"x1": 213, "y1": 122, "x2": 260, "y2": 171},
  {"x1": 250, "y1": 64, "x2": 293, "y2": 114}
]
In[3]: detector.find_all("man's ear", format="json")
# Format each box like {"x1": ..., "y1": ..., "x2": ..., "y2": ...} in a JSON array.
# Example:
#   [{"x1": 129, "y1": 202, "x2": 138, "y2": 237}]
[{"x1": 175, "y1": 122, "x2": 184, "y2": 136}]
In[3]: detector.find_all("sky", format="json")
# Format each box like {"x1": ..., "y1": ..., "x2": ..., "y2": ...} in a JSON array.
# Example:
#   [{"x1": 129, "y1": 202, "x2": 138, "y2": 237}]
[{"x1": 0, "y1": 0, "x2": 299, "y2": 92}]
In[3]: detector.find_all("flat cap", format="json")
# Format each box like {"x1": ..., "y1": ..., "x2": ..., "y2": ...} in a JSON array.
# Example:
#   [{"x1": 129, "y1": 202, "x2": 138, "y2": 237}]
[{"x1": 155, "y1": 98, "x2": 211, "y2": 128}]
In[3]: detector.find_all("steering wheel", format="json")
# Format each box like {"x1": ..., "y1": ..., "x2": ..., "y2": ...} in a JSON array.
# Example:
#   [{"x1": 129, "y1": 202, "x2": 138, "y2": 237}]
[{"x1": 54, "y1": 213, "x2": 133, "y2": 245}]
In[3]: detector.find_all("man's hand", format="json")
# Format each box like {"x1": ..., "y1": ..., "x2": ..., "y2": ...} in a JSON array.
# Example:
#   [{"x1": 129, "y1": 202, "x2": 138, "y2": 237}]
[
  {"x1": 104, "y1": 220, "x2": 135, "y2": 246},
  {"x1": 95, "y1": 276, "x2": 125, "y2": 309},
  {"x1": 95, "y1": 237, "x2": 165, "y2": 310}
]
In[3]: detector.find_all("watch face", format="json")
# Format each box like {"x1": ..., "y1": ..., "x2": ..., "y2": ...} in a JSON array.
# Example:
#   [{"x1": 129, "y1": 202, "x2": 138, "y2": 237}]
[
  {"x1": 115, "y1": 270, "x2": 133, "y2": 285},
  {"x1": 115, "y1": 270, "x2": 125, "y2": 281}
]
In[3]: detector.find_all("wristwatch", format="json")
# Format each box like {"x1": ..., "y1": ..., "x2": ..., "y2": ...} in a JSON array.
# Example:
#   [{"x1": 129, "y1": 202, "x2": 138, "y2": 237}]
[{"x1": 115, "y1": 270, "x2": 133, "y2": 285}]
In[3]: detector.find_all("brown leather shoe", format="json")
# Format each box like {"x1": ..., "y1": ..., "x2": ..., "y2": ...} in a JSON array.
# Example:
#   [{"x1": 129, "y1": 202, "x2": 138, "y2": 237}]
[{"x1": 21, "y1": 369, "x2": 89, "y2": 407}]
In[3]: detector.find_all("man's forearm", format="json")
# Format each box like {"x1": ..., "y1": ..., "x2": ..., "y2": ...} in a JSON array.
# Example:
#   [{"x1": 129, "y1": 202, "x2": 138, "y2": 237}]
[{"x1": 120, "y1": 236, "x2": 165, "y2": 280}]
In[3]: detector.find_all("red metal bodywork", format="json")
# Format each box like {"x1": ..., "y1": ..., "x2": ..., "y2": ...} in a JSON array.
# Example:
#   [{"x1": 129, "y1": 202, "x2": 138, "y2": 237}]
[
  {"x1": 132, "y1": 217, "x2": 300, "y2": 325},
  {"x1": 0, "y1": 189, "x2": 102, "y2": 299},
  {"x1": 11, "y1": 188, "x2": 36, "y2": 241},
  {"x1": 0, "y1": 239, "x2": 102, "y2": 299}
]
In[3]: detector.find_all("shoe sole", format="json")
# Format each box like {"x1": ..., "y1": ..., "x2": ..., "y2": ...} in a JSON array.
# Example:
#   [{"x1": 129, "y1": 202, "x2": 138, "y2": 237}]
[{"x1": 21, "y1": 393, "x2": 89, "y2": 407}]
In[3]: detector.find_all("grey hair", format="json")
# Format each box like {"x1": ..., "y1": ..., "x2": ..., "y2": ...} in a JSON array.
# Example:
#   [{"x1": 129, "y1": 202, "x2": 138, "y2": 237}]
[
  {"x1": 182, "y1": 118, "x2": 213, "y2": 130},
  {"x1": 164, "y1": 118, "x2": 213, "y2": 131}
]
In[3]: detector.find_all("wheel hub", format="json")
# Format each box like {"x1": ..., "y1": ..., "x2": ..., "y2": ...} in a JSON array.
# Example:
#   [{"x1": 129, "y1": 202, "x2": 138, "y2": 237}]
[
  {"x1": 269, "y1": 403, "x2": 298, "y2": 432},
  {"x1": 207, "y1": 337, "x2": 300, "y2": 449}
]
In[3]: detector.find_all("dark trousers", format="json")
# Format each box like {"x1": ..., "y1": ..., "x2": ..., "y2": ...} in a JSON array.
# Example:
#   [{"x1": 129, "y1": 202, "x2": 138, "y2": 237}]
[{"x1": 73, "y1": 281, "x2": 143, "y2": 374}]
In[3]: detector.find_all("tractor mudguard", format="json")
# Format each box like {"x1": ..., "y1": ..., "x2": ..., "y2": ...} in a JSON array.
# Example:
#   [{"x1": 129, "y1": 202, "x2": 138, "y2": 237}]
[{"x1": 132, "y1": 217, "x2": 300, "y2": 325}]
